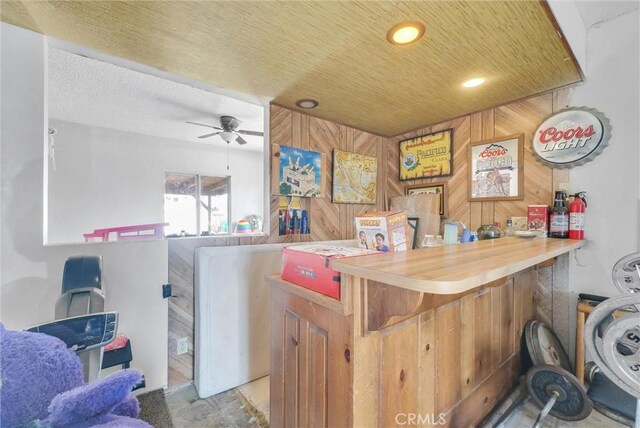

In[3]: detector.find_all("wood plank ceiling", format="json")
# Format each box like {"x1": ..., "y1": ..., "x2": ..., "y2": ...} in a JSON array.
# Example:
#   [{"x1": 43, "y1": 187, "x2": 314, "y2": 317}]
[{"x1": 1, "y1": 1, "x2": 582, "y2": 137}]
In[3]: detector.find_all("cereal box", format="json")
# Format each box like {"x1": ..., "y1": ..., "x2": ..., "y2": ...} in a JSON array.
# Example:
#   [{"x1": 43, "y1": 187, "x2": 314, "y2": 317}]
[
  {"x1": 355, "y1": 211, "x2": 409, "y2": 253},
  {"x1": 527, "y1": 205, "x2": 549, "y2": 234}
]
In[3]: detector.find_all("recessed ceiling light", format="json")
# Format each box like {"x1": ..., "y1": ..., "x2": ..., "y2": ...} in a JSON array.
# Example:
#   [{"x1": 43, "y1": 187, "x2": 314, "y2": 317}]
[
  {"x1": 386, "y1": 21, "x2": 425, "y2": 45},
  {"x1": 462, "y1": 78, "x2": 485, "y2": 88},
  {"x1": 295, "y1": 99, "x2": 319, "y2": 109}
]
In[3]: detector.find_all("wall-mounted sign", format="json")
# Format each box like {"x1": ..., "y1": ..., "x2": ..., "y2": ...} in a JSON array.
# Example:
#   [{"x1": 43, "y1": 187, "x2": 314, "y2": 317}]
[
  {"x1": 532, "y1": 107, "x2": 611, "y2": 168},
  {"x1": 468, "y1": 134, "x2": 524, "y2": 201},
  {"x1": 399, "y1": 129, "x2": 453, "y2": 180}
]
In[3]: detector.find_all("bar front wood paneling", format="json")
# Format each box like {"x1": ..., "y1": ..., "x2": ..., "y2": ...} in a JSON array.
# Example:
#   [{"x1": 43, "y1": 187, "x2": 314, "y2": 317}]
[{"x1": 269, "y1": 238, "x2": 580, "y2": 427}]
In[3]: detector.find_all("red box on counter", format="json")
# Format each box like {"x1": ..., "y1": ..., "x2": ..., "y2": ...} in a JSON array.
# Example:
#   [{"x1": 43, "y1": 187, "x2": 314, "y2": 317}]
[
  {"x1": 281, "y1": 245, "x2": 379, "y2": 299},
  {"x1": 527, "y1": 205, "x2": 549, "y2": 233}
]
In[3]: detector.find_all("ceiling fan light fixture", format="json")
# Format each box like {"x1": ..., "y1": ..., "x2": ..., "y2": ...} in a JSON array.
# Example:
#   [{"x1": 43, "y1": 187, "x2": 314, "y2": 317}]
[
  {"x1": 462, "y1": 77, "x2": 485, "y2": 88},
  {"x1": 220, "y1": 131, "x2": 237, "y2": 142},
  {"x1": 387, "y1": 21, "x2": 425, "y2": 45},
  {"x1": 295, "y1": 99, "x2": 319, "y2": 109}
]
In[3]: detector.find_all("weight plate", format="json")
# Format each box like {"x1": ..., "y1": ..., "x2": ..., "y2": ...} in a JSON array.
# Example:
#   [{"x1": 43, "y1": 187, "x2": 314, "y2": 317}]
[
  {"x1": 611, "y1": 252, "x2": 640, "y2": 295},
  {"x1": 526, "y1": 364, "x2": 592, "y2": 421},
  {"x1": 584, "y1": 294, "x2": 640, "y2": 400},
  {"x1": 601, "y1": 316, "x2": 640, "y2": 398},
  {"x1": 524, "y1": 320, "x2": 572, "y2": 372}
]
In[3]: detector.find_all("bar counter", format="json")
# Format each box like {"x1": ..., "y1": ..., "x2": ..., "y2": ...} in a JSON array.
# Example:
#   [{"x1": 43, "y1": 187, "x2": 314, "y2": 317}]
[
  {"x1": 332, "y1": 237, "x2": 583, "y2": 294},
  {"x1": 268, "y1": 237, "x2": 582, "y2": 427}
]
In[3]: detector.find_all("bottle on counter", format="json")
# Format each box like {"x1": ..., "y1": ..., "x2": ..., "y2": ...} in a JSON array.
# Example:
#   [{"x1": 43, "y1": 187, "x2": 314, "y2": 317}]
[
  {"x1": 421, "y1": 235, "x2": 437, "y2": 248},
  {"x1": 300, "y1": 210, "x2": 309, "y2": 234},
  {"x1": 549, "y1": 190, "x2": 569, "y2": 238},
  {"x1": 503, "y1": 219, "x2": 515, "y2": 237}
]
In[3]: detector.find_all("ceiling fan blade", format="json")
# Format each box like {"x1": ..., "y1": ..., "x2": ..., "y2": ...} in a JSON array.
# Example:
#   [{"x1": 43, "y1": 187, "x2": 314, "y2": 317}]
[
  {"x1": 227, "y1": 117, "x2": 242, "y2": 130},
  {"x1": 236, "y1": 135, "x2": 248, "y2": 145},
  {"x1": 198, "y1": 131, "x2": 221, "y2": 139},
  {"x1": 237, "y1": 129, "x2": 264, "y2": 137},
  {"x1": 187, "y1": 121, "x2": 222, "y2": 130}
]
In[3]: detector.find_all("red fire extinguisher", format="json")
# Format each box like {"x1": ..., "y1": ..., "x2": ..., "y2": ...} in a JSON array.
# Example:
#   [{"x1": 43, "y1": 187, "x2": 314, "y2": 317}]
[{"x1": 569, "y1": 192, "x2": 587, "y2": 240}]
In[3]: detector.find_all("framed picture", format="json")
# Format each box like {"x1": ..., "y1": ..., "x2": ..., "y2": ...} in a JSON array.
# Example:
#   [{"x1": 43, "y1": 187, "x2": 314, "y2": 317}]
[
  {"x1": 406, "y1": 181, "x2": 448, "y2": 217},
  {"x1": 332, "y1": 149, "x2": 377, "y2": 204},
  {"x1": 399, "y1": 129, "x2": 453, "y2": 181},
  {"x1": 407, "y1": 217, "x2": 419, "y2": 249},
  {"x1": 272, "y1": 144, "x2": 325, "y2": 197},
  {"x1": 468, "y1": 134, "x2": 524, "y2": 201}
]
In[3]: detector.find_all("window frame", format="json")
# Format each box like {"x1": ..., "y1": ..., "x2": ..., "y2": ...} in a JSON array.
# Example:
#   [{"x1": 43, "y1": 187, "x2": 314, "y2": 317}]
[{"x1": 163, "y1": 171, "x2": 231, "y2": 237}]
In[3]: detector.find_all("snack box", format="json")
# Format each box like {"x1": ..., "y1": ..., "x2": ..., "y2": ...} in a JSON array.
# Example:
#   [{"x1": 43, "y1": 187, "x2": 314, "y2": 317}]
[
  {"x1": 281, "y1": 245, "x2": 379, "y2": 299},
  {"x1": 355, "y1": 211, "x2": 409, "y2": 253},
  {"x1": 527, "y1": 205, "x2": 549, "y2": 234}
]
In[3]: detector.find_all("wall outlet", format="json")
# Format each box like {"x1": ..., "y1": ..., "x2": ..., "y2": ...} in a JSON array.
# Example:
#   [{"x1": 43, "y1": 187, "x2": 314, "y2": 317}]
[{"x1": 177, "y1": 337, "x2": 188, "y2": 355}]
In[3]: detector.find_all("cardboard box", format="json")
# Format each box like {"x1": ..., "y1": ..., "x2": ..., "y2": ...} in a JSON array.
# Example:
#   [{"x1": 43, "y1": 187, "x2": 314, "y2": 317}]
[
  {"x1": 527, "y1": 205, "x2": 549, "y2": 233},
  {"x1": 355, "y1": 211, "x2": 409, "y2": 253},
  {"x1": 511, "y1": 216, "x2": 528, "y2": 231},
  {"x1": 281, "y1": 245, "x2": 379, "y2": 299}
]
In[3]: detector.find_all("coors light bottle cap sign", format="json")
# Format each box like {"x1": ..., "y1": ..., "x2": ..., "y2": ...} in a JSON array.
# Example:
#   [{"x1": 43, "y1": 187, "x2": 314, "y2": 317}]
[{"x1": 532, "y1": 107, "x2": 611, "y2": 168}]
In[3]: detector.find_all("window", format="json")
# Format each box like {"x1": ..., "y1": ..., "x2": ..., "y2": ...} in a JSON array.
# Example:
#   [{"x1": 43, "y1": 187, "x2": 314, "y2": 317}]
[{"x1": 164, "y1": 173, "x2": 229, "y2": 237}]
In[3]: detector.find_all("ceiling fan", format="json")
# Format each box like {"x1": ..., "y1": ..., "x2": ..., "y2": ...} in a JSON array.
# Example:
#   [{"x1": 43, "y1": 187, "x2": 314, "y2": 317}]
[{"x1": 187, "y1": 115, "x2": 263, "y2": 145}]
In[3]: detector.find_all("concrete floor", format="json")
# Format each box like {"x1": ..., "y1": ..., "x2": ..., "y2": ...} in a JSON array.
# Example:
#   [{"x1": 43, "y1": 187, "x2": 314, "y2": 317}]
[
  {"x1": 166, "y1": 376, "x2": 627, "y2": 428},
  {"x1": 501, "y1": 398, "x2": 627, "y2": 427},
  {"x1": 166, "y1": 377, "x2": 269, "y2": 428}
]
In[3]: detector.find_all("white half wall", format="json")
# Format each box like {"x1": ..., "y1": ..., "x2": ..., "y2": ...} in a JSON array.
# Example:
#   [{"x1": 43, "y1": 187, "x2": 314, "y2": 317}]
[
  {"x1": 47, "y1": 120, "x2": 263, "y2": 244},
  {"x1": 568, "y1": 10, "x2": 640, "y2": 295},
  {"x1": 1, "y1": 22, "x2": 169, "y2": 392}
]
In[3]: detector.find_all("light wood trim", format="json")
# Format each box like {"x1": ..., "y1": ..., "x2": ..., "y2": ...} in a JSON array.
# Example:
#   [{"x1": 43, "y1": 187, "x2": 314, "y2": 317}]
[
  {"x1": 576, "y1": 309, "x2": 586, "y2": 384},
  {"x1": 332, "y1": 237, "x2": 582, "y2": 295}
]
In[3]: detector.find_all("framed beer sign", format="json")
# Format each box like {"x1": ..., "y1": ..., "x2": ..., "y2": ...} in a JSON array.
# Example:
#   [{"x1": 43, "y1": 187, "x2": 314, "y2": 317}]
[
  {"x1": 532, "y1": 107, "x2": 611, "y2": 168},
  {"x1": 468, "y1": 134, "x2": 524, "y2": 201},
  {"x1": 399, "y1": 129, "x2": 453, "y2": 180}
]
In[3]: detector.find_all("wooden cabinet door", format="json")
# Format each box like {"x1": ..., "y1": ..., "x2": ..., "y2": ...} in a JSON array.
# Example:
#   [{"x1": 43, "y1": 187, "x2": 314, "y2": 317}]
[{"x1": 270, "y1": 286, "x2": 353, "y2": 428}]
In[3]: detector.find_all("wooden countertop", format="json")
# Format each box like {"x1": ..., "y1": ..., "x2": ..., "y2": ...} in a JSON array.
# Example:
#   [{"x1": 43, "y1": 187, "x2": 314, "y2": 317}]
[{"x1": 331, "y1": 237, "x2": 582, "y2": 295}]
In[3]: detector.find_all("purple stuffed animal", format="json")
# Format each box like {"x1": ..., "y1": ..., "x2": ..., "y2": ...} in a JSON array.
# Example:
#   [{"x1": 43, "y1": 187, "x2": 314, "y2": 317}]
[{"x1": 0, "y1": 323, "x2": 151, "y2": 427}]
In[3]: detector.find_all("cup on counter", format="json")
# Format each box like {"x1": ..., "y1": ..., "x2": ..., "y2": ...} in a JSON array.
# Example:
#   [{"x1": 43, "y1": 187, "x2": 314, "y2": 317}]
[{"x1": 443, "y1": 223, "x2": 458, "y2": 245}]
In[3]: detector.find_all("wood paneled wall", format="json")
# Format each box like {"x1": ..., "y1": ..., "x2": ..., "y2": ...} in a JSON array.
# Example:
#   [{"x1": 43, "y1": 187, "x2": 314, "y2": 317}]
[
  {"x1": 168, "y1": 105, "x2": 388, "y2": 388},
  {"x1": 388, "y1": 89, "x2": 571, "y2": 230},
  {"x1": 168, "y1": 89, "x2": 571, "y2": 388}
]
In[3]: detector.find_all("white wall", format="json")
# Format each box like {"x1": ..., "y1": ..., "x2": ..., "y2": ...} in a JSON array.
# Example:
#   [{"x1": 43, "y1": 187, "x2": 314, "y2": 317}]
[
  {"x1": 47, "y1": 120, "x2": 263, "y2": 244},
  {"x1": 1, "y1": 23, "x2": 169, "y2": 391},
  {"x1": 568, "y1": 10, "x2": 640, "y2": 296}
]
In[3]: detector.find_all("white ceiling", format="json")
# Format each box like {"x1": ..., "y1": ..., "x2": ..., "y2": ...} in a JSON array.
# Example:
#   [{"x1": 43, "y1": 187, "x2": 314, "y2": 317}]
[
  {"x1": 48, "y1": 47, "x2": 265, "y2": 152},
  {"x1": 574, "y1": 0, "x2": 639, "y2": 29}
]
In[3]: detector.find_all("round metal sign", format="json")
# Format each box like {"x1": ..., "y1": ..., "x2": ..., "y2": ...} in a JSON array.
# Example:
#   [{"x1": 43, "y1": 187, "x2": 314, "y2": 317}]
[{"x1": 532, "y1": 107, "x2": 611, "y2": 168}]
